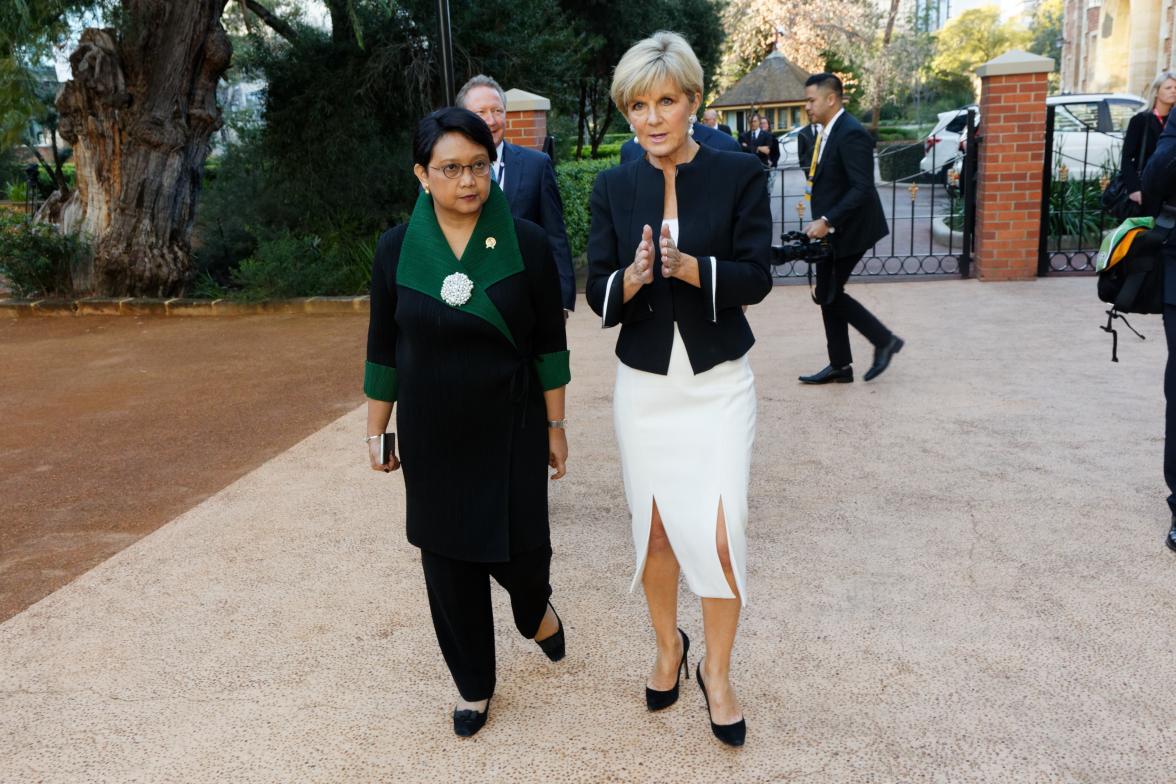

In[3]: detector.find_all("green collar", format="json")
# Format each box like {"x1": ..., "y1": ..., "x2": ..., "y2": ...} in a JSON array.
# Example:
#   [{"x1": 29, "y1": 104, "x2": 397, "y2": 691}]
[{"x1": 397, "y1": 185, "x2": 524, "y2": 348}]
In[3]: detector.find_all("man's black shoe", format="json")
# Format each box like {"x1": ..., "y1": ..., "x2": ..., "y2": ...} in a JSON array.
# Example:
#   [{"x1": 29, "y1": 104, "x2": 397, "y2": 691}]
[
  {"x1": 1167, "y1": 515, "x2": 1176, "y2": 553},
  {"x1": 799, "y1": 365, "x2": 853, "y2": 384},
  {"x1": 864, "y1": 336, "x2": 904, "y2": 382}
]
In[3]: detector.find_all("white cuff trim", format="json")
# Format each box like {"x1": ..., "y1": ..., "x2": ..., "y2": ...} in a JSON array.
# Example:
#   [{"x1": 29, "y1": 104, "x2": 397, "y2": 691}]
[
  {"x1": 602, "y1": 269, "x2": 620, "y2": 327},
  {"x1": 708, "y1": 256, "x2": 718, "y2": 322}
]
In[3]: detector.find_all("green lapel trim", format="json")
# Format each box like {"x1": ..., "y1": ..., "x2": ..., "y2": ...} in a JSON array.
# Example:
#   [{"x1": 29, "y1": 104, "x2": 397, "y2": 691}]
[{"x1": 397, "y1": 186, "x2": 524, "y2": 349}]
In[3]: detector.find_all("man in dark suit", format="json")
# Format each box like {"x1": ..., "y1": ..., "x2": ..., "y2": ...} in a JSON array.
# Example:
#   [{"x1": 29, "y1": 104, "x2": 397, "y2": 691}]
[
  {"x1": 619, "y1": 117, "x2": 741, "y2": 162},
  {"x1": 798, "y1": 73, "x2": 903, "y2": 384},
  {"x1": 796, "y1": 117, "x2": 819, "y2": 171},
  {"x1": 702, "y1": 108, "x2": 733, "y2": 137},
  {"x1": 740, "y1": 112, "x2": 760, "y2": 154},
  {"x1": 1141, "y1": 117, "x2": 1176, "y2": 553},
  {"x1": 457, "y1": 75, "x2": 576, "y2": 314},
  {"x1": 752, "y1": 117, "x2": 780, "y2": 169}
]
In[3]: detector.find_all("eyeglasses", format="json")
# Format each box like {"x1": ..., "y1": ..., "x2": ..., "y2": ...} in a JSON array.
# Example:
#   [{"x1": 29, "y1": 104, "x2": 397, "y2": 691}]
[{"x1": 430, "y1": 160, "x2": 491, "y2": 179}]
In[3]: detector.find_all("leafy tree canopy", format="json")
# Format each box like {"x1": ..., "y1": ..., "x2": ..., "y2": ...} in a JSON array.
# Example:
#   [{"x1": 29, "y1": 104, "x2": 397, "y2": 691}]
[{"x1": 930, "y1": 5, "x2": 1032, "y2": 80}]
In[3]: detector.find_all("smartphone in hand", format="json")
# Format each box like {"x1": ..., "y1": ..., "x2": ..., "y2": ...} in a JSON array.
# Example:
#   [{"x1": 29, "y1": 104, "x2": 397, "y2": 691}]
[{"x1": 380, "y1": 432, "x2": 396, "y2": 467}]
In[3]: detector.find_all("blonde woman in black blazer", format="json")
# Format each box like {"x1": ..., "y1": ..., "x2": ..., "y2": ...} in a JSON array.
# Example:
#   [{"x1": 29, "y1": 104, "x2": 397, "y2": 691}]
[{"x1": 585, "y1": 31, "x2": 772, "y2": 747}]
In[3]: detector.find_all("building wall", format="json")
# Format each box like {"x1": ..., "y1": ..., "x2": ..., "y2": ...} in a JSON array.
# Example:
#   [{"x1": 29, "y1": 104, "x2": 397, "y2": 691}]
[{"x1": 1062, "y1": 0, "x2": 1175, "y2": 97}]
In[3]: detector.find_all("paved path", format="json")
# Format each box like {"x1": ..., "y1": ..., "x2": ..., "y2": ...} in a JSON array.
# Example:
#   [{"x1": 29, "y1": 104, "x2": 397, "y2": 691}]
[{"x1": 2, "y1": 279, "x2": 1174, "y2": 782}]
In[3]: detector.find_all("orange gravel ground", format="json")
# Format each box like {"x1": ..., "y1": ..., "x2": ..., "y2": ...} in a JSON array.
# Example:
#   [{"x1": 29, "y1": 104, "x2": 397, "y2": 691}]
[{"x1": 0, "y1": 314, "x2": 369, "y2": 621}]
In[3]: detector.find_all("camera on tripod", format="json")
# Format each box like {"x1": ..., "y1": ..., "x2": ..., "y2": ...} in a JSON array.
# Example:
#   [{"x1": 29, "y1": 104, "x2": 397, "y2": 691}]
[{"x1": 772, "y1": 231, "x2": 832, "y2": 264}]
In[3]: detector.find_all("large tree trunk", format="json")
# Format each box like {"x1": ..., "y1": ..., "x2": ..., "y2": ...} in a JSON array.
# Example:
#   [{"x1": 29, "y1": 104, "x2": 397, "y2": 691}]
[{"x1": 52, "y1": 2, "x2": 231, "y2": 296}]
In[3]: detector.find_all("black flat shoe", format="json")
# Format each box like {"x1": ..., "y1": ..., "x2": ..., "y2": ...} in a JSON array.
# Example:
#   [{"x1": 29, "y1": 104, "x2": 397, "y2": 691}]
[
  {"x1": 453, "y1": 699, "x2": 489, "y2": 737},
  {"x1": 645, "y1": 628, "x2": 690, "y2": 711},
  {"x1": 696, "y1": 662, "x2": 746, "y2": 747},
  {"x1": 799, "y1": 364, "x2": 853, "y2": 384},
  {"x1": 864, "y1": 335, "x2": 904, "y2": 381},
  {"x1": 1167, "y1": 514, "x2": 1176, "y2": 553},
  {"x1": 535, "y1": 602, "x2": 565, "y2": 662}
]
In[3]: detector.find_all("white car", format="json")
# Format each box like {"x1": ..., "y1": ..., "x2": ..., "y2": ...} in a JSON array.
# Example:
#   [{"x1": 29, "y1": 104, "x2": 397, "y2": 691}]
[
  {"x1": 776, "y1": 128, "x2": 803, "y2": 169},
  {"x1": 935, "y1": 94, "x2": 1146, "y2": 184},
  {"x1": 920, "y1": 106, "x2": 976, "y2": 176}
]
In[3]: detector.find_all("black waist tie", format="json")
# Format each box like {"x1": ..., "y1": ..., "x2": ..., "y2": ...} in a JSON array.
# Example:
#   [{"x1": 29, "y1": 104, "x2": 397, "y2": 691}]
[{"x1": 508, "y1": 355, "x2": 537, "y2": 428}]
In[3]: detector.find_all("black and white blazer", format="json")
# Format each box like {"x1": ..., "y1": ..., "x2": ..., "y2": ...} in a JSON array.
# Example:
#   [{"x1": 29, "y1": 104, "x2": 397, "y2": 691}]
[{"x1": 585, "y1": 144, "x2": 773, "y2": 375}]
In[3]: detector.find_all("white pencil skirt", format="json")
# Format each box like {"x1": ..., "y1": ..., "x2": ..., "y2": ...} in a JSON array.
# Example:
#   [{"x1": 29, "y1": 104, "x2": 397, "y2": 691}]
[{"x1": 614, "y1": 325, "x2": 756, "y2": 605}]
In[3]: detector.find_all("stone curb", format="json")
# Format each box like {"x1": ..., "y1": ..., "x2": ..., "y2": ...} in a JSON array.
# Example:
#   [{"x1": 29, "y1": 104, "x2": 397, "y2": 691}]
[{"x1": 0, "y1": 296, "x2": 371, "y2": 318}]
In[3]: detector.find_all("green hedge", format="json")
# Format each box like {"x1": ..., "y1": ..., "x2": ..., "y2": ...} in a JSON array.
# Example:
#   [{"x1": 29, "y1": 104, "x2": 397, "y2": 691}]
[
  {"x1": 555, "y1": 157, "x2": 616, "y2": 262},
  {"x1": 876, "y1": 141, "x2": 926, "y2": 182}
]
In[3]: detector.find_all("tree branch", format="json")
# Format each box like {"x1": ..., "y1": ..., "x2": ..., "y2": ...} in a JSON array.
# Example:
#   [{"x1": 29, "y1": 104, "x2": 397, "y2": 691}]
[{"x1": 242, "y1": 0, "x2": 299, "y2": 44}]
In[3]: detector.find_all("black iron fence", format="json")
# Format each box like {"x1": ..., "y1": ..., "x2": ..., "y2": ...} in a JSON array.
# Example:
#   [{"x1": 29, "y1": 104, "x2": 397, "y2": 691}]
[
  {"x1": 1038, "y1": 104, "x2": 1125, "y2": 275},
  {"x1": 769, "y1": 111, "x2": 977, "y2": 280}
]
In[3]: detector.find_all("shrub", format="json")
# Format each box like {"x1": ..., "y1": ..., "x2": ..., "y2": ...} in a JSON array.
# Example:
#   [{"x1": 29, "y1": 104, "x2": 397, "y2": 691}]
[
  {"x1": 0, "y1": 213, "x2": 89, "y2": 298},
  {"x1": 229, "y1": 231, "x2": 374, "y2": 301},
  {"x1": 1048, "y1": 178, "x2": 1105, "y2": 244},
  {"x1": 592, "y1": 142, "x2": 623, "y2": 159},
  {"x1": 555, "y1": 157, "x2": 615, "y2": 262},
  {"x1": 876, "y1": 141, "x2": 925, "y2": 182}
]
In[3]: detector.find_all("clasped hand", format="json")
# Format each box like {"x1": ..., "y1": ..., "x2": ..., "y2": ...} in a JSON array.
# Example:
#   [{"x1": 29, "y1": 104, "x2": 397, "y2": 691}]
[
  {"x1": 626, "y1": 224, "x2": 695, "y2": 286},
  {"x1": 803, "y1": 218, "x2": 829, "y2": 240}
]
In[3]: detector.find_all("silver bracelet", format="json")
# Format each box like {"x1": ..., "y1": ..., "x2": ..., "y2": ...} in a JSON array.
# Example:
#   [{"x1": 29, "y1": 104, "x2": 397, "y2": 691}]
[
  {"x1": 547, "y1": 419, "x2": 566, "y2": 429},
  {"x1": 365, "y1": 434, "x2": 382, "y2": 442}
]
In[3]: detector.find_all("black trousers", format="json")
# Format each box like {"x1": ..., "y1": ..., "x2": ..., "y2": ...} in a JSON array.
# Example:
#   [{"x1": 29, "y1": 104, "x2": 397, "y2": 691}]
[
  {"x1": 815, "y1": 253, "x2": 893, "y2": 368},
  {"x1": 420, "y1": 545, "x2": 552, "y2": 701},
  {"x1": 1165, "y1": 305, "x2": 1176, "y2": 515}
]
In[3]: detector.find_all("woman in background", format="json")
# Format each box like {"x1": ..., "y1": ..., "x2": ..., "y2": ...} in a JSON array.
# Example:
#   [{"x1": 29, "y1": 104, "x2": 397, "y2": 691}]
[{"x1": 1120, "y1": 71, "x2": 1175, "y2": 212}]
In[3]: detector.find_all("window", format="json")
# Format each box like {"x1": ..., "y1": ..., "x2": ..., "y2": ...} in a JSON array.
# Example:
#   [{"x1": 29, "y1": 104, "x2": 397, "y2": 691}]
[
  {"x1": 945, "y1": 113, "x2": 969, "y2": 133},
  {"x1": 1057, "y1": 102, "x2": 1099, "y2": 130},
  {"x1": 1053, "y1": 106, "x2": 1086, "y2": 131},
  {"x1": 1106, "y1": 99, "x2": 1144, "y2": 132}
]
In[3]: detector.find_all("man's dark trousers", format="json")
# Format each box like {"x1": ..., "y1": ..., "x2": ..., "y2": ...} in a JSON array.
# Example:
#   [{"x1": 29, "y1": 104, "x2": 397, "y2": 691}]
[
  {"x1": 1165, "y1": 304, "x2": 1176, "y2": 515},
  {"x1": 815, "y1": 253, "x2": 893, "y2": 368}
]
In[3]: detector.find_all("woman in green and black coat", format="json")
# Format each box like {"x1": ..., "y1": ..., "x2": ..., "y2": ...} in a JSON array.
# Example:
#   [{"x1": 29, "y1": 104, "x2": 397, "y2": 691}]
[{"x1": 364, "y1": 108, "x2": 571, "y2": 737}]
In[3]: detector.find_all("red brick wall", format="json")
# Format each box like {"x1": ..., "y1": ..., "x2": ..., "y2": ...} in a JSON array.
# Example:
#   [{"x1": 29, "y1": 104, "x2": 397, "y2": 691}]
[
  {"x1": 504, "y1": 110, "x2": 547, "y2": 150},
  {"x1": 974, "y1": 71, "x2": 1050, "y2": 281}
]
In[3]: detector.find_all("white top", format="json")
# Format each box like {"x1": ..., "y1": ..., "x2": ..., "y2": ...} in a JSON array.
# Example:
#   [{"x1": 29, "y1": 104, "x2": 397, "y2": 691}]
[
  {"x1": 493, "y1": 141, "x2": 506, "y2": 189},
  {"x1": 662, "y1": 218, "x2": 679, "y2": 243},
  {"x1": 815, "y1": 108, "x2": 845, "y2": 165}
]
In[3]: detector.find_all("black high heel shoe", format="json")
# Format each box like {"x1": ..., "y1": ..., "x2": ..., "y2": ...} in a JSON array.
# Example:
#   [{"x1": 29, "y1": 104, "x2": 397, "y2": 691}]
[
  {"x1": 645, "y1": 628, "x2": 690, "y2": 711},
  {"x1": 535, "y1": 602, "x2": 565, "y2": 662},
  {"x1": 696, "y1": 661, "x2": 746, "y2": 747},
  {"x1": 452, "y1": 698, "x2": 490, "y2": 738}
]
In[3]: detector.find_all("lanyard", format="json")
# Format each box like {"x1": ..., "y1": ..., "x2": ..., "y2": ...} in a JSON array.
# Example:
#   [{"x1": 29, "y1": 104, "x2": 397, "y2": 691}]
[{"x1": 805, "y1": 129, "x2": 824, "y2": 202}]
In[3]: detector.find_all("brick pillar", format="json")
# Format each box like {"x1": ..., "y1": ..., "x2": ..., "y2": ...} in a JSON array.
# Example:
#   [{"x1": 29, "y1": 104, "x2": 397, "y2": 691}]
[
  {"x1": 973, "y1": 51, "x2": 1055, "y2": 281},
  {"x1": 503, "y1": 88, "x2": 550, "y2": 151}
]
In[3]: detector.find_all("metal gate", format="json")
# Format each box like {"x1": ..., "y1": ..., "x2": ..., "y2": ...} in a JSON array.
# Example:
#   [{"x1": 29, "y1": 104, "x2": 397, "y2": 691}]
[
  {"x1": 1038, "y1": 103, "x2": 1124, "y2": 275},
  {"x1": 770, "y1": 110, "x2": 978, "y2": 280}
]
